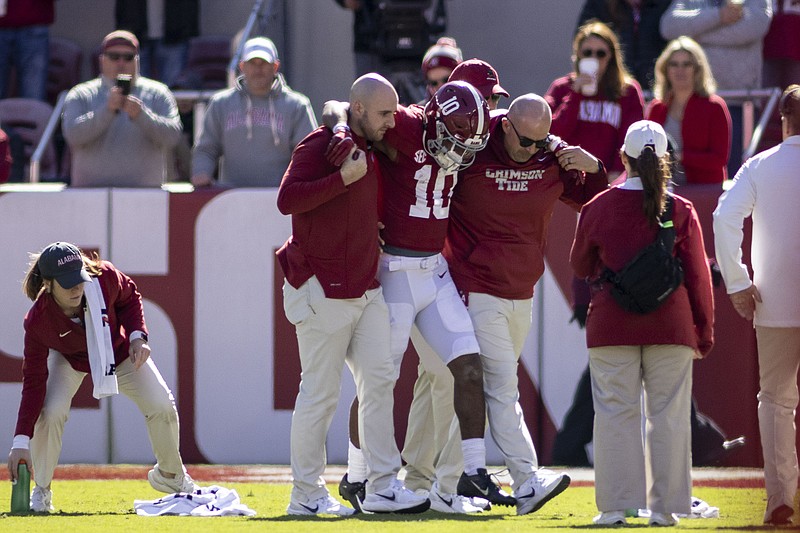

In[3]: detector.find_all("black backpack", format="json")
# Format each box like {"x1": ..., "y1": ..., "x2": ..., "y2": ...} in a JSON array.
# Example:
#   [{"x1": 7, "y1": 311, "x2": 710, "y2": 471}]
[{"x1": 601, "y1": 195, "x2": 684, "y2": 314}]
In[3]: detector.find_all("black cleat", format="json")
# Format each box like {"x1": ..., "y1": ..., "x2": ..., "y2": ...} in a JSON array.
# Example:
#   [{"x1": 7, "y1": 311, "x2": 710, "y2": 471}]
[
  {"x1": 457, "y1": 468, "x2": 516, "y2": 507},
  {"x1": 338, "y1": 474, "x2": 366, "y2": 513}
]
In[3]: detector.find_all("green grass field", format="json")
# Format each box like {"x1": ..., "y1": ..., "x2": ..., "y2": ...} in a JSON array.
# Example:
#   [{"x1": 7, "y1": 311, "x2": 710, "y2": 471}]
[{"x1": 0, "y1": 470, "x2": 781, "y2": 532}]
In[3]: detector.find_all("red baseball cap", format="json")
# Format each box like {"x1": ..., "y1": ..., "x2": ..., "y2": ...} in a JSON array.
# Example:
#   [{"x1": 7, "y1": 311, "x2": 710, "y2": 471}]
[
  {"x1": 421, "y1": 37, "x2": 463, "y2": 75},
  {"x1": 102, "y1": 30, "x2": 139, "y2": 52},
  {"x1": 448, "y1": 58, "x2": 509, "y2": 100}
]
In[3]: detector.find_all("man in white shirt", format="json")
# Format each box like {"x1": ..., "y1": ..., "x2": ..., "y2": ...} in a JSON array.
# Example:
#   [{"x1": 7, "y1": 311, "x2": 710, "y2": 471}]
[{"x1": 713, "y1": 84, "x2": 800, "y2": 527}]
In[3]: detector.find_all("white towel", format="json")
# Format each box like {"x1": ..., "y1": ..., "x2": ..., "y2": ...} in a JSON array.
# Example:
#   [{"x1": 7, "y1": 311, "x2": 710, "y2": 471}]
[
  {"x1": 134, "y1": 486, "x2": 257, "y2": 517},
  {"x1": 84, "y1": 278, "x2": 118, "y2": 399}
]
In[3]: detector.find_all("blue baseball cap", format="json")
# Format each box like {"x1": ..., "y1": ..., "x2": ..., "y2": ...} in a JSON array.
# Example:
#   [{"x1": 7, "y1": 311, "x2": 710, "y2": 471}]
[{"x1": 38, "y1": 242, "x2": 91, "y2": 288}]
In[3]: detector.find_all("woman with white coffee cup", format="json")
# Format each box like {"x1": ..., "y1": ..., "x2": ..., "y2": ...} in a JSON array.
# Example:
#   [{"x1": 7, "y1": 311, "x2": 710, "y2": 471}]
[{"x1": 545, "y1": 21, "x2": 644, "y2": 182}]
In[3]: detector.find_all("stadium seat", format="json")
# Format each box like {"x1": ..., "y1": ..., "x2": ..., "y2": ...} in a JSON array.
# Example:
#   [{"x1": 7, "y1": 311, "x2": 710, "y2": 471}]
[
  {"x1": 176, "y1": 35, "x2": 232, "y2": 90},
  {"x1": 47, "y1": 36, "x2": 83, "y2": 106},
  {"x1": 0, "y1": 98, "x2": 59, "y2": 181}
]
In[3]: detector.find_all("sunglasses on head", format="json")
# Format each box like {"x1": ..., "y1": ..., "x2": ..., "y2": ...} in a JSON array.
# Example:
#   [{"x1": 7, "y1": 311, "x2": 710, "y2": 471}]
[
  {"x1": 507, "y1": 118, "x2": 550, "y2": 149},
  {"x1": 581, "y1": 48, "x2": 608, "y2": 59},
  {"x1": 105, "y1": 52, "x2": 136, "y2": 62},
  {"x1": 426, "y1": 76, "x2": 449, "y2": 88}
]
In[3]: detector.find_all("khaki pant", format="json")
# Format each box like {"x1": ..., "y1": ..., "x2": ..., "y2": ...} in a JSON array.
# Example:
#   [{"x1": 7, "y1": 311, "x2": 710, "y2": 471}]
[
  {"x1": 402, "y1": 327, "x2": 462, "y2": 494},
  {"x1": 469, "y1": 293, "x2": 538, "y2": 491},
  {"x1": 755, "y1": 326, "x2": 800, "y2": 522},
  {"x1": 403, "y1": 293, "x2": 539, "y2": 492},
  {"x1": 284, "y1": 277, "x2": 399, "y2": 504},
  {"x1": 31, "y1": 351, "x2": 183, "y2": 488},
  {"x1": 589, "y1": 344, "x2": 693, "y2": 515}
]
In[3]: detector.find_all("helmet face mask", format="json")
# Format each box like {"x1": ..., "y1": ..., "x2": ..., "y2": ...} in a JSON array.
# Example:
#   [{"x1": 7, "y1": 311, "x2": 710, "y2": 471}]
[{"x1": 423, "y1": 81, "x2": 490, "y2": 172}]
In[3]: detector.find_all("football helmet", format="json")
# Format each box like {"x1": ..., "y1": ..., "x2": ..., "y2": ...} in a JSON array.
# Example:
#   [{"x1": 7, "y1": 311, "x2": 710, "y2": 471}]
[{"x1": 423, "y1": 81, "x2": 490, "y2": 172}]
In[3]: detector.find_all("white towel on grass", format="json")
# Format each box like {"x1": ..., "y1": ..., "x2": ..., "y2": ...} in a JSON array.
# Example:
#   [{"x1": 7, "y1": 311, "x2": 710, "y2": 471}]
[
  {"x1": 84, "y1": 278, "x2": 118, "y2": 398},
  {"x1": 134, "y1": 486, "x2": 256, "y2": 516}
]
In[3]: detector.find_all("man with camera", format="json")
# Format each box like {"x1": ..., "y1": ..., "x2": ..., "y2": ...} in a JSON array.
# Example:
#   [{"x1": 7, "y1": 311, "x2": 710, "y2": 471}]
[{"x1": 62, "y1": 30, "x2": 182, "y2": 187}]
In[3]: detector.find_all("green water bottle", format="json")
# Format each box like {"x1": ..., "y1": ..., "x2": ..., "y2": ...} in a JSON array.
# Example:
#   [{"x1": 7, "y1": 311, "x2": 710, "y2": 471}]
[{"x1": 10, "y1": 460, "x2": 30, "y2": 513}]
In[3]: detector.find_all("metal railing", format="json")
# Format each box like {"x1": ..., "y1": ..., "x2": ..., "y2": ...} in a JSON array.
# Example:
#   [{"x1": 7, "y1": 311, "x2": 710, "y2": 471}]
[
  {"x1": 228, "y1": 0, "x2": 275, "y2": 81},
  {"x1": 29, "y1": 90, "x2": 67, "y2": 183},
  {"x1": 717, "y1": 87, "x2": 782, "y2": 161},
  {"x1": 27, "y1": 82, "x2": 785, "y2": 184}
]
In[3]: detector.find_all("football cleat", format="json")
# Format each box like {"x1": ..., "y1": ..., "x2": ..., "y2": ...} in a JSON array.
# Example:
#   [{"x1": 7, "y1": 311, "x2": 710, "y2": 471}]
[
  {"x1": 457, "y1": 468, "x2": 516, "y2": 507},
  {"x1": 338, "y1": 474, "x2": 366, "y2": 513}
]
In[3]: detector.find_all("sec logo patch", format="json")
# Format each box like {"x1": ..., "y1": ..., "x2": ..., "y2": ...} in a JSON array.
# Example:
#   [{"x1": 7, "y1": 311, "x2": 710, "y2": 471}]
[{"x1": 414, "y1": 150, "x2": 426, "y2": 164}]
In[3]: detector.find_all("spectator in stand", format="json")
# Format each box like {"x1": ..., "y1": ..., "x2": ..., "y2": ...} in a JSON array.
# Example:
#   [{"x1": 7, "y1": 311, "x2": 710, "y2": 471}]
[
  {"x1": 762, "y1": 1, "x2": 800, "y2": 92},
  {"x1": 646, "y1": 36, "x2": 731, "y2": 184},
  {"x1": 191, "y1": 37, "x2": 316, "y2": 188},
  {"x1": 546, "y1": 21, "x2": 644, "y2": 379},
  {"x1": 0, "y1": 0, "x2": 54, "y2": 100},
  {"x1": 660, "y1": 0, "x2": 772, "y2": 178},
  {"x1": 0, "y1": 127, "x2": 11, "y2": 183},
  {"x1": 571, "y1": 120, "x2": 714, "y2": 526},
  {"x1": 577, "y1": 0, "x2": 672, "y2": 91},
  {"x1": 62, "y1": 30, "x2": 182, "y2": 188},
  {"x1": 545, "y1": 20, "x2": 644, "y2": 182},
  {"x1": 420, "y1": 37, "x2": 462, "y2": 103},
  {"x1": 115, "y1": 0, "x2": 199, "y2": 88}
]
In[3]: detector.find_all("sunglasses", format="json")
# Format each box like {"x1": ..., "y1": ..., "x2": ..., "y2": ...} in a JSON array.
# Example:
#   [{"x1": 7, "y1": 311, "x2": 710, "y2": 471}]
[
  {"x1": 426, "y1": 76, "x2": 449, "y2": 88},
  {"x1": 507, "y1": 118, "x2": 550, "y2": 149},
  {"x1": 105, "y1": 52, "x2": 137, "y2": 62},
  {"x1": 668, "y1": 60, "x2": 694, "y2": 69},
  {"x1": 490, "y1": 94, "x2": 502, "y2": 103},
  {"x1": 580, "y1": 48, "x2": 608, "y2": 59}
]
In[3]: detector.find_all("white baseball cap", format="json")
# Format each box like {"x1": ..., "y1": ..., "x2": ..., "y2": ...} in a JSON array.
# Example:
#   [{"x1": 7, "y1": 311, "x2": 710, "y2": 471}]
[
  {"x1": 242, "y1": 37, "x2": 278, "y2": 63},
  {"x1": 622, "y1": 120, "x2": 668, "y2": 158}
]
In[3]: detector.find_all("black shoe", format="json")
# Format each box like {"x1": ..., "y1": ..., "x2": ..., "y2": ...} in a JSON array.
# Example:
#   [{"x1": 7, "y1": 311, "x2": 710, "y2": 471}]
[
  {"x1": 457, "y1": 468, "x2": 516, "y2": 507},
  {"x1": 338, "y1": 474, "x2": 366, "y2": 513}
]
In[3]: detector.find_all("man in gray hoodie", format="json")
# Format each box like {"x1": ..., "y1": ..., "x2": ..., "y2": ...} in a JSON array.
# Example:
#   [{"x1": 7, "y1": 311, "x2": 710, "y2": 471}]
[{"x1": 191, "y1": 37, "x2": 317, "y2": 188}]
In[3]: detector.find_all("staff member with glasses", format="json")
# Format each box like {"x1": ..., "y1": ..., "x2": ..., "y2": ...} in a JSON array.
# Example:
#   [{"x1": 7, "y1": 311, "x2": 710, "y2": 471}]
[
  {"x1": 545, "y1": 20, "x2": 644, "y2": 182},
  {"x1": 444, "y1": 93, "x2": 606, "y2": 516},
  {"x1": 62, "y1": 30, "x2": 182, "y2": 187}
]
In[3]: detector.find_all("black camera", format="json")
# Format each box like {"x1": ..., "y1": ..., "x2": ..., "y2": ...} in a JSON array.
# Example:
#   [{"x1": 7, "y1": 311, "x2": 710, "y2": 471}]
[
  {"x1": 116, "y1": 74, "x2": 132, "y2": 96},
  {"x1": 369, "y1": 0, "x2": 446, "y2": 60}
]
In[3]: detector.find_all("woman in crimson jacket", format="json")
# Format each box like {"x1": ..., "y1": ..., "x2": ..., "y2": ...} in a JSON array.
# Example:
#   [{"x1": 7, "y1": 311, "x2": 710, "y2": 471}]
[
  {"x1": 646, "y1": 37, "x2": 731, "y2": 185},
  {"x1": 7, "y1": 242, "x2": 195, "y2": 513},
  {"x1": 545, "y1": 20, "x2": 644, "y2": 182},
  {"x1": 570, "y1": 121, "x2": 714, "y2": 527}
]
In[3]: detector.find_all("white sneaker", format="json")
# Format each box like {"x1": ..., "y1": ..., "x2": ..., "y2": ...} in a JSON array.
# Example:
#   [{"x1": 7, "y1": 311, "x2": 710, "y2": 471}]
[
  {"x1": 515, "y1": 469, "x2": 571, "y2": 515},
  {"x1": 468, "y1": 496, "x2": 492, "y2": 510},
  {"x1": 147, "y1": 464, "x2": 198, "y2": 494},
  {"x1": 649, "y1": 511, "x2": 679, "y2": 526},
  {"x1": 593, "y1": 510, "x2": 628, "y2": 525},
  {"x1": 30, "y1": 485, "x2": 54, "y2": 513},
  {"x1": 361, "y1": 478, "x2": 430, "y2": 514},
  {"x1": 287, "y1": 494, "x2": 355, "y2": 516},
  {"x1": 429, "y1": 482, "x2": 484, "y2": 513}
]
